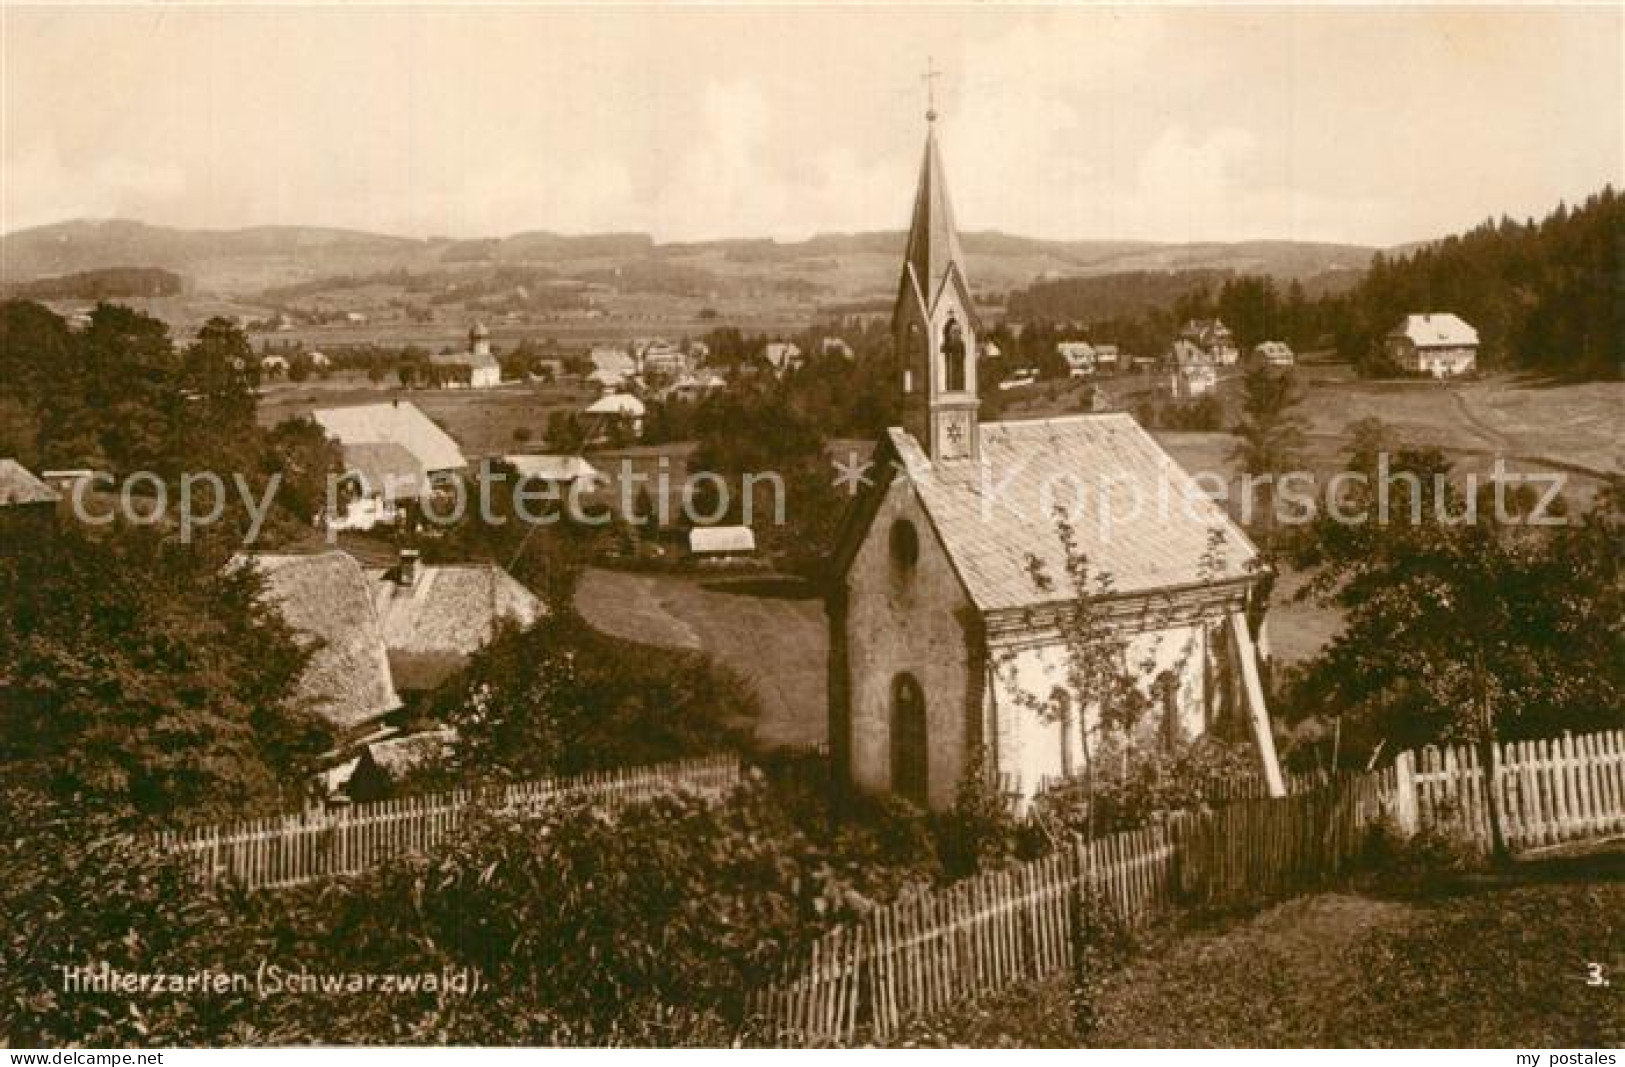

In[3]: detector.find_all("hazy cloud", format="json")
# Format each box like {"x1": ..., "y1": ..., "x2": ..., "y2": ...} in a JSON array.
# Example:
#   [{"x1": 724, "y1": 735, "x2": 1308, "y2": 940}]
[{"x1": 2, "y1": 6, "x2": 1618, "y2": 246}]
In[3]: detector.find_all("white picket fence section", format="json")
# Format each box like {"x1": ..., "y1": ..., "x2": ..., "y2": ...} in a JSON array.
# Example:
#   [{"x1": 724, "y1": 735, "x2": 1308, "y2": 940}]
[
  {"x1": 151, "y1": 754, "x2": 743, "y2": 890},
  {"x1": 1392, "y1": 728, "x2": 1625, "y2": 850}
]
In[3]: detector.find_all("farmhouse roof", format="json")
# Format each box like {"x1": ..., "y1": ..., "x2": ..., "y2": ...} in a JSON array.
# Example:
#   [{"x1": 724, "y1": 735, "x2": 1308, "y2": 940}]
[
  {"x1": 590, "y1": 347, "x2": 637, "y2": 375},
  {"x1": 881, "y1": 414, "x2": 1258, "y2": 614},
  {"x1": 688, "y1": 525, "x2": 757, "y2": 555},
  {"x1": 364, "y1": 562, "x2": 543, "y2": 690},
  {"x1": 312, "y1": 401, "x2": 467, "y2": 473},
  {"x1": 1389, "y1": 313, "x2": 1479, "y2": 348},
  {"x1": 503, "y1": 454, "x2": 604, "y2": 484},
  {"x1": 238, "y1": 551, "x2": 402, "y2": 732},
  {"x1": 0, "y1": 459, "x2": 60, "y2": 506},
  {"x1": 586, "y1": 393, "x2": 646, "y2": 417},
  {"x1": 341, "y1": 442, "x2": 430, "y2": 502},
  {"x1": 430, "y1": 348, "x2": 500, "y2": 372}
]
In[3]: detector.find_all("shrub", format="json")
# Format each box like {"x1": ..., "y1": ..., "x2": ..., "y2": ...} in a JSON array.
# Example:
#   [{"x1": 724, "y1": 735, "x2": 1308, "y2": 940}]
[{"x1": 1361, "y1": 809, "x2": 1485, "y2": 898}]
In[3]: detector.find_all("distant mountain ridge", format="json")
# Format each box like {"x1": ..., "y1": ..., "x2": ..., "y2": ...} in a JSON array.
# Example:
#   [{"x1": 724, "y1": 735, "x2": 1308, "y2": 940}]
[{"x1": 0, "y1": 218, "x2": 1378, "y2": 297}]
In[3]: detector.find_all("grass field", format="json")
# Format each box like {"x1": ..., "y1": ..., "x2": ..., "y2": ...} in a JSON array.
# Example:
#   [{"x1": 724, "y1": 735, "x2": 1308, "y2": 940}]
[
  {"x1": 574, "y1": 567, "x2": 828, "y2": 750},
  {"x1": 255, "y1": 372, "x2": 595, "y2": 456},
  {"x1": 890, "y1": 869, "x2": 1624, "y2": 1047}
]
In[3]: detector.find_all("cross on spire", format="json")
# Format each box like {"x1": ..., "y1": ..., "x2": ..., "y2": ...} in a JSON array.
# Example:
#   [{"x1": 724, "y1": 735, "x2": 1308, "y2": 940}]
[{"x1": 923, "y1": 57, "x2": 940, "y2": 122}]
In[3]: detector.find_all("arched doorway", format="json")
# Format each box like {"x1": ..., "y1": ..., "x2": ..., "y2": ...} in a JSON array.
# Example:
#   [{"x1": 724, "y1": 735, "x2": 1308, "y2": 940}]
[{"x1": 891, "y1": 673, "x2": 928, "y2": 806}]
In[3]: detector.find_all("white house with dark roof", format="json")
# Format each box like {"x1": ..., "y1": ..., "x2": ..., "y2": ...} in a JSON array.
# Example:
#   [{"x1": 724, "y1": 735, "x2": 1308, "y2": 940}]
[
  {"x1": 828, "y1": 110, "x2": 1282, "y2": 811},
  {"x1": 1385, "y1": 313, "x2": 1479, "y2": 377}
]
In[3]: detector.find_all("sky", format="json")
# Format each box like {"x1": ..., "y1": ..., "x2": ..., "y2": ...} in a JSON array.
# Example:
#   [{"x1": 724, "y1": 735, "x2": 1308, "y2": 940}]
[{"x1": 2, "y1": 4, "x2": 1620, "y2": 248}]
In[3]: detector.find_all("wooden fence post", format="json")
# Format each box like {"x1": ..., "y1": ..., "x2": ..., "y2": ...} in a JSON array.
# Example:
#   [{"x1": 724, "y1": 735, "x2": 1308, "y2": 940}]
[{"x1": 1392, "y1": 749, "x2": 1418, "y2": 836}]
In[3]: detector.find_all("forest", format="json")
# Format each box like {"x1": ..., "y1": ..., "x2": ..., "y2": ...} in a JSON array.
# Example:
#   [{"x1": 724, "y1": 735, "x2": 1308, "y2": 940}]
[{"x1": 1004, "y1": 185, "x2": 1621, "y2": 379}]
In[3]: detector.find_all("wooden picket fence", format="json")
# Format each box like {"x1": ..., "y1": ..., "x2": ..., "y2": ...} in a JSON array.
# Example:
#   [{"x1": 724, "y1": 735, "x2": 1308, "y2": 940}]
[
  {"x1": 1394, "y1": 728, "x2": 1625, "y2": 852},
  {"x1": 748, "y1": 773, "x2": 1385, "y2": 1045},
  {"x1": 151, "y1": 753, "x2": 743, "y2": 890},
  {"x1": 747, "y1": 728, "x2": 1625, "y2": 1046}
]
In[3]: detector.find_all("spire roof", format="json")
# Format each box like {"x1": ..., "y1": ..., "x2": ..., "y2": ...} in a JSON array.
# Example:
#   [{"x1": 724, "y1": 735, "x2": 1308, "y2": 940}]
[{"x1": 897, "y1": 122, "x2": 970, "y2": 318}]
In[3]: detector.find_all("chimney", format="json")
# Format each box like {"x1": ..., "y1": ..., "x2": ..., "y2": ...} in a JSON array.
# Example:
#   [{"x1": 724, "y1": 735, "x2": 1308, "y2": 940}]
[{"x1": 397, "y1": 548, "x2": 420, "y2": 588}]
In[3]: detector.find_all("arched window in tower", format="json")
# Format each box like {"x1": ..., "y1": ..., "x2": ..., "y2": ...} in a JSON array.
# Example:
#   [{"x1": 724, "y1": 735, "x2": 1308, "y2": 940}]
[
  {"x1": 891, "y1": 673, "x2": 928, "y2": 806},
  {"x1": 942, "y1": 316, "x2": 966, "y2": 392}
]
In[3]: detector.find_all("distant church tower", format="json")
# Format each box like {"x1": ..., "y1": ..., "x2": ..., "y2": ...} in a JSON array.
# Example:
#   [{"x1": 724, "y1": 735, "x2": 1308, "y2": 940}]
[{"x1": 894, "y1": 105, "x2": 979, "y2": 464}]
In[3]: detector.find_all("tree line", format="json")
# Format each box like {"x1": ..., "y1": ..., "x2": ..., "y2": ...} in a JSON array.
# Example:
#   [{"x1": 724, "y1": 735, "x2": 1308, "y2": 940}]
[{"x1": 1001, "y1": 185, "x2": 1621, "y2": 379}]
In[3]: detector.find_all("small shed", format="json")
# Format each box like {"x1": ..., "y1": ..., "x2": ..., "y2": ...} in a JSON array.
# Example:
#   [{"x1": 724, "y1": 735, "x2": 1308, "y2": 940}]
[{"x1": 687, "y1": 524, "x2": 757, "y2": 563}]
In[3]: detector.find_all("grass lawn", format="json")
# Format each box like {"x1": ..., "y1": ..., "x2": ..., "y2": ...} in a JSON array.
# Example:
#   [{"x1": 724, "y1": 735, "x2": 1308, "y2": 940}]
[
  {"x1": 890, "y1": 874, "x2": 1623, "y2": 1047},
  {"x1": 256, "y1": 372, "x2": 596, "y2": 456},
  {"x1": 574, "y1": 567, "x2": 828, "y2": 750}
]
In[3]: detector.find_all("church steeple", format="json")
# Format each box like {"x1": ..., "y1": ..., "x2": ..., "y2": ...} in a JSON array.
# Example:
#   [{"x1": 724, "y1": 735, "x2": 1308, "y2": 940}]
[{"x1": 894, "y1": 88, "x2": 979, "y2": 464}]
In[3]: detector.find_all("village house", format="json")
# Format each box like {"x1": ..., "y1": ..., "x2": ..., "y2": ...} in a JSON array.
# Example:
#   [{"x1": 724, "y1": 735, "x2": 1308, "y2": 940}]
[
  {"x1": 582, "y1": 392, "x2": 645, "y2": 442},
  {"x1": 502, "y1": 453, "x2": 607, "y2": 496},
  {"x1": 239, "y1": 551, "x2": 403, "y2": 742},
  {"x1": 314, "y1": 400, "x2": 468, "y2": 477},
  {"x1": 242, "y1": 547, "x2": 542, "y2": 736},
  {"x1": 1252, "y1": 340, "x2": 1295, "y2": 367},
  {"x1": 1092, "y1": 343, "x2": 1120, "y2": 370},
  {"x1": 313, "y1": 400, "x2": 468, "y2": 528},
  {"x1": 638, "y1": 338, "x2": 687, "y2": 377},
  {"x1": 764, "y1": 341, "x2": 804, "y2": 375},
  {"x1": 328, "y1": 442, "x2": 428, "y2": 531},
  {"x1": 590, "y1": 345, "x2": 637, "y2": 378},
  {"x1": 1167, "y1": 339, "x2": 1218, "y2": 399},
  {"x1": 1057, "y1": 341, "x2": 1096, "y2": 377},
  {"x1": 1385, "y1": 313, "x2": 1479, "y2": 377},
  {"x1": 1179, "y1": 319, "x2": 1239, "y2": 365},
  {"x1": 829, "y1": 111, "x2": 1282, "y2": 812},
  {"x1": 0, "y1": 458, "x2": 61, "y2": 536},
  {"x1": 428, "y1": 323, "x2": 502, "y2": 389},
  {"x1": 822, "y1": 337, "x2": 857, "y2": 361}
]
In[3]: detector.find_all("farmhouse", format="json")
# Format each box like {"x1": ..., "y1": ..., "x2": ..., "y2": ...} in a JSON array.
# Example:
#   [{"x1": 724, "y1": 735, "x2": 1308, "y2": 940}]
[
  {"x1": 312, "y1": 400, "x2": 468, "y2": 478},
  {"x1": 582, "y1": 392, "x2": 646, "y2": 442},
  {"x1": 329, "y1": 442, "x2": 428, "y2": 531},
  {"x1": 238, "y1": 551, "x2": 403, "y2": 739},
  {"x1": 503, "y1": 453, "x2": 606, "y2": 495},
  {"x1": 590, "y1": 346, "x2": 637, "y2": 378},
  {"x1": 428, "y1": 323, "x2": 502, "y2": 389},
  {"x1": 1092, "y1": 343, "x2": 1120, "y2": 368},
  {"x1": 1167, "y1": 339, "x2": 1218, "y2": 399},
  {"x1": 638, "y1": 338, "x2": 687, "y2": 376},
  {"x1": 365, "y1": 550, "x2": 544, "y2": 692},
  {"x1": 1252, "y1": 341, "x2": 1295, "y2": 367},
  {"x1": 1057, "y1": 341, "x2": 1096, "y2": 377},
  {"x1": 830, "y1": 111, "x2": 1282, "y2": 811},
  {"x1": 1385, "y1": 313, "x2": 1479, "y2": 377},
  {"x1": 1179, "y1": 319, "x2": 1239, "y2": 365},
  {"x1": 764, "y1": 341, "x2": 804, "y2": 375}
]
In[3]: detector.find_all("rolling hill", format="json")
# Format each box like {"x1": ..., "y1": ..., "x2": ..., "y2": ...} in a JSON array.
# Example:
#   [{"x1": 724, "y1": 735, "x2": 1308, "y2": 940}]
[{"x1": 0, "y1": 218, "x2": 1376, "y2": 303}]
